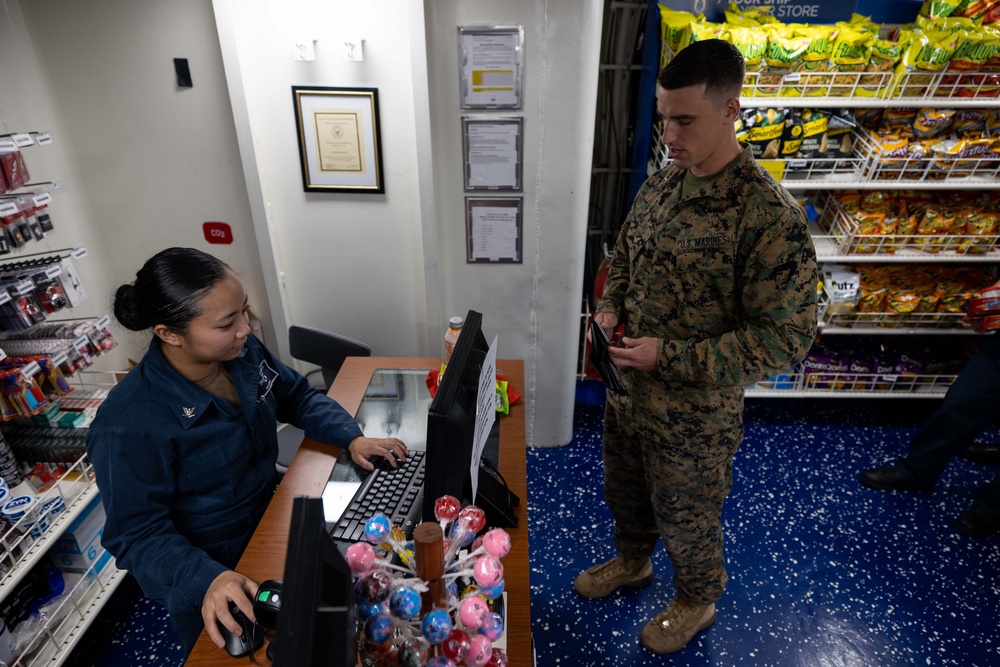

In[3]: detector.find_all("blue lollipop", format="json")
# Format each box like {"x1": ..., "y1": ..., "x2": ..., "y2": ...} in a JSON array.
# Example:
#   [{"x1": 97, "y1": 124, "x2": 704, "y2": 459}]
[
  {"x1": 364, "y1": 611, "x2": 394, "y2": 644},
  {"x1": 365, "y1": 513, "x2": 392, "y2": 543},
  {"x1": 389, "y1": 585, "x2": 422, "y2": 621},
  {"x1": 421, "y1": 608, "x2": 453, "y2": 645}
]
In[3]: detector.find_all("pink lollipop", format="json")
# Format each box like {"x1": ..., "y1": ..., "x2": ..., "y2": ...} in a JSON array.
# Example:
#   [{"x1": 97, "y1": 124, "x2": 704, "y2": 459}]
[
  {"x1": 482, "y1": 529, "x2": 511, "y2": 558},
  {"x1": 467, "y1": 634, "x2": 493, "y2": 666},
  {"x1": 458, "y1": 595, "x2": 489, "y2": 628},
  {"x1": 435, "y1": 495, "x2": 461, "y2": 523},
  {"x1": 345, "y1": 542, "x2": 376, "y2": 574},
  {"x1": 472, "y1": 556, "x2": 504, "y2": 587}
]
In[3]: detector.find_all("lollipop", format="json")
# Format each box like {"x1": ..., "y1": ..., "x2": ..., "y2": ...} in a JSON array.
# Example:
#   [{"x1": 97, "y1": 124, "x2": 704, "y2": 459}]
[
  {"x1": 397, "y1": 637, "x2": 429, "y2": 667},
  {"x1": 421, "y1": 608, "x2": 453, "y2": 645},
  {"x1": 443, "y1": 555, "x2": 504, "y2": 589},
  {"x1": 466, "y1": 634, "x2": 493, "y2": 666},
  {"x1": 458, "y1": 505, "x2": 486, "y2": 533},
  {"x1": 486, "y1": 648, "x2": 509, "y2": 667},
  {"x1": 355, "y1": 599, "x2": 385, "y2": 622},
  {"x1": 434, "y1": 495, "x2": 461, "y2": 524},
  {"x1": 458, "y1": 595, "x2": 489, "y2": 629},
  {"x1": 345, "y1": 542, "x2": 376, "y2": 574},
  {"x1": 364, "y1": 611, "x2": 394, "y2": 644},
  {"x1": 388, "y1": 585, "x2": 422, "y2": 621},
  {"x1": 358, "y1": 569, "x2": 394, "y2": 604},
  {"x1": 477, "y1": 580, "x2": 505, "y2": 601},
  {"x1": 364, "y1": 513, "x2": 392, "y2": 543},
  {"x1": 441, "y1": 628, "x2": 472, "y2": 663},
  {"x1": 478, "y1": 612, "x2": 504, "y2": 642},
  {"x1": 448, "y1": 529, "x2": 511, "y2": 574},
  {"x1": 427, "y1": 658, "x2": 457, "y2": 667}
]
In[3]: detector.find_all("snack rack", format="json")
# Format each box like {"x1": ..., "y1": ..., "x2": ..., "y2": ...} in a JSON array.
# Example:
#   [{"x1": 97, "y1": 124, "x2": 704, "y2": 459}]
[
  {"x1": 812, "y1": 190, "x2": 1000, "y2": 261},
  {"x1": 749, "y1": 368, "x2": 959, "y2": 397},
  {"x1": 0, "y1": 453, "x2": 124, "y2": 667}
]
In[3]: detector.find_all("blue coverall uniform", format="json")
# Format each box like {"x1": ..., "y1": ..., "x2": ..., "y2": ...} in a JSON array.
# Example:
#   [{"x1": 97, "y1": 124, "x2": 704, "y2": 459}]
[{"x1": 86, "y1": 334, "x2": 362, "y2": 652}]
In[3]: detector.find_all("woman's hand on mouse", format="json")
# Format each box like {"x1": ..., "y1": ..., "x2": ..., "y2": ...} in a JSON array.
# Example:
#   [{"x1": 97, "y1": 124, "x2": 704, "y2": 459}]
[
  {"x1": 202, "y1": 570, "x2": 259, "y2": 648},
  {"x1": 349, "y1": 436, "x2": 408, "y2": 471}
]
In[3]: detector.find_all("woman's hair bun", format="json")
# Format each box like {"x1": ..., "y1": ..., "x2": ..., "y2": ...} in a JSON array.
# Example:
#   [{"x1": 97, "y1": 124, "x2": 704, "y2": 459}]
[{"x1": 113, "y1": 283, "x2": 148, "y2": 331}]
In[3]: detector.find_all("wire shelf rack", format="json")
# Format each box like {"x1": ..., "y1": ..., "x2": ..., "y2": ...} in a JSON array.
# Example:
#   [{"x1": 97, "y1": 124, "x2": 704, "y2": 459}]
[
  {"x1": 813, "y1": 190, "x2": 1000, "y2": 258},
  {"x1": 749, "y1": 368, "x2": 957, "y2": 396}
]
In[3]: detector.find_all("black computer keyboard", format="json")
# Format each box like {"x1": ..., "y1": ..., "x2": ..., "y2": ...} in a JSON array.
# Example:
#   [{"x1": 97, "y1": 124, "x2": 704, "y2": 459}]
[{"x1": 329, "y1": 450, "x2": 425, "y2": 545}]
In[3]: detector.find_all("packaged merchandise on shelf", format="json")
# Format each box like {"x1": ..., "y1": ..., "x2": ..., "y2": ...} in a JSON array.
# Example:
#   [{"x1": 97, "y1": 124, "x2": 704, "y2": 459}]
[
  {"x1": 0, "y1": 150, "x2": 29, "y2": 192},
  {"x1": 48, "y1": 494, "x2": 107, "y2": 574},
  {"x1": 662, "y1": 3, "x2": 999, "y2": 101},
  {"x1": 0, "y1": 368, "x2": 48, "y2": 420}
]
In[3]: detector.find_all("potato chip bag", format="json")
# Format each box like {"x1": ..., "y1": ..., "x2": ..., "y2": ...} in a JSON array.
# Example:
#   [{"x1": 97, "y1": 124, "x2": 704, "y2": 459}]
[
  {"x1": 920, "y1": 0, "x2": 963, "y2": 19},
  {"x1": 891, "y1": 29, "x2": 960, "y2": 97},
  {"x1": 788, "y1": 25, "x2": 837, "y2": 96},
  {"x1": 796, "y1": 108, "x2": 830, "y2": 158},
  {"x1": 757, "y1": 26, "x2": 811, "y2": 96},
  {"x1": 726, "y1": 24, "x2": 768, "y2": 96},
  {"x1": 829, "y1": 27, "x2": 874, "y2": 96},
  {"x1": 859, "y1": 39, "x2": 902, "y2": 96},
  {"x1": 659, "y1": 6, "x2": 697, "y2": 62},
  {"x1": 677, "y1": 20, "x2": 726, "y2": 53}
]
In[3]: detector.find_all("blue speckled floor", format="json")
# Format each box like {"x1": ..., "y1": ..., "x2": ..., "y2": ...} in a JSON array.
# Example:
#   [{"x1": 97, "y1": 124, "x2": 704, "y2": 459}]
[
  {"x1": 66, "y1": 394, "x2": 1000, "y2": 666},
  {"x1": 527, "y1": 396, "x2": 1000, "y2": 667}
]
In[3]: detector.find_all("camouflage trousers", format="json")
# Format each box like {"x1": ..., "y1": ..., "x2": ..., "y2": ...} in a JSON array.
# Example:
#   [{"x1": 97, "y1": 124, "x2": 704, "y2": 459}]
[{"x1": 602, "y1": 393, "x2": 742, "y2": 605}]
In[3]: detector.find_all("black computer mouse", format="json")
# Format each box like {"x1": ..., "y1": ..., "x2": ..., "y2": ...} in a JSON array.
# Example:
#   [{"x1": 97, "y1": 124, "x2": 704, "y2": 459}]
[
  {"x1": 253, "y1": 580, "x2": 283, "y2": 631},
  {"x1": 217, "y1": 602, "x2": 264, "y2": 658}
]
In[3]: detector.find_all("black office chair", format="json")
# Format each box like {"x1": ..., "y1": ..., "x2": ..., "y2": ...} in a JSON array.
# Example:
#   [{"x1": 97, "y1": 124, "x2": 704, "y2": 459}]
[
  {"x1": 278, "y1": 325, "x2": 371, "y2": 475},
  {"x1": 288, "y1": 324, "x2": 371, "y2": 391}
]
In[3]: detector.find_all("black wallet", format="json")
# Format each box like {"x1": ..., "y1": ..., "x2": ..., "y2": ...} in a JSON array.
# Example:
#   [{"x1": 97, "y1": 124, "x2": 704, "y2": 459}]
[{"x1": 589, "y1": 320, "x2": 627, "y2": 395}]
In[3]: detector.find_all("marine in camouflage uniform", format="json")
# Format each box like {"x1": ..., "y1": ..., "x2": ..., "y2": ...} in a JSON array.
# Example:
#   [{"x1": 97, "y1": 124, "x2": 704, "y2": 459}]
[{"x1": 596, "y1": 145, "x2": 818, "y2": 605}]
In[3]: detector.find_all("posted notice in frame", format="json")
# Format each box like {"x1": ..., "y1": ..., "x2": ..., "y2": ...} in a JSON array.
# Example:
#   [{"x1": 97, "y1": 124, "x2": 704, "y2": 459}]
[
  {"x1": 460, "y1": 27, "x2": 522, "y2": 109},
  {"x1": 469, "y1": 199, "x2": 520, "y2": 262},
  {"x1": 466, "y1": 120, "x2": 521, "y2": 190},
  {"x1": 314, "y1": 110, "x2": 366, "y2": 173}
]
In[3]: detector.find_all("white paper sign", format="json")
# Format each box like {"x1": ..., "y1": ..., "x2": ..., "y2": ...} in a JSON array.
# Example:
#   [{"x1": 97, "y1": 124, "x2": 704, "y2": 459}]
[
  {"x1": 470, "y1": 335, "x2": 498, "y2": 503},
  {"x1": 470, "y1": 202, "x2": 520, "y2": 262}
]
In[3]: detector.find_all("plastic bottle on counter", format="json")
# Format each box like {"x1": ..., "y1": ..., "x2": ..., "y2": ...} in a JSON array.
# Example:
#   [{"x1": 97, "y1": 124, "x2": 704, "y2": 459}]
[{"x1": 444, "y1": 316, "x2": 464, "y2": 363}]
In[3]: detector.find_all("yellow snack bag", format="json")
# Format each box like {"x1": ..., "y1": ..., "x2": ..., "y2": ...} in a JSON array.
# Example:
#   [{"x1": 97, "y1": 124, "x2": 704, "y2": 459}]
[
  {"x1": 919, "y1": 0, "x2": 962, "y2": 19},
  {"x1": 789, "y1": 25, "x2": 837, "y2": 96},
  {"x1": 677, "y1": 20, "x2": 727, "y2": 53},
  {"x1": 757, "y1": 26, "x2": 811, "y2": 97},
  {"x1": 859, "y1": 39, "x2": 902, "y2": 96},
  {"x1": 891, "y1": 29, "x2": 960, "y2": 97},
  {"x1": 726, "y1": 24, "x2": 769, "y2": 96},
  {"x1": 829, "y1": 27, "x2": 875, "y2": 96},
  {"x1": 659, "y1": 6, "x2": 697, "y2": 62}
]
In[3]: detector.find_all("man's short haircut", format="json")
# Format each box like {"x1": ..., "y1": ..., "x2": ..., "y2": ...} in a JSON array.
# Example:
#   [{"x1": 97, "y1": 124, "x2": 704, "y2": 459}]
[{"x1": 657, "y1": 39, "x2": 745, "y2": 101}]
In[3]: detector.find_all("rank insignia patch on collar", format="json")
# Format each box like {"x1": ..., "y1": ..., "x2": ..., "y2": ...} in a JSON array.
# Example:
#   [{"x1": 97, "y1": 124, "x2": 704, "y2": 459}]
[{"x1": 182, "y1": 407, "x2": 196, "y2": 419}]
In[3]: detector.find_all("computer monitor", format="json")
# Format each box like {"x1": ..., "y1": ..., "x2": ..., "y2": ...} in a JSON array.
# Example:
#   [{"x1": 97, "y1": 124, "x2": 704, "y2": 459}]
[
  {"x1": 423, "y1": 309, "x2": 489, "y2": 519},
  {"x1": 272, "y1": 496, "x2": 357, "y2": 667}
]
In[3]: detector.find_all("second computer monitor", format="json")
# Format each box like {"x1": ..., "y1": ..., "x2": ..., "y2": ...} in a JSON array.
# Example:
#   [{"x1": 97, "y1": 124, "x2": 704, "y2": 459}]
[{"x1": 423, "y1": 309, "x2": 489, "y2": 519}]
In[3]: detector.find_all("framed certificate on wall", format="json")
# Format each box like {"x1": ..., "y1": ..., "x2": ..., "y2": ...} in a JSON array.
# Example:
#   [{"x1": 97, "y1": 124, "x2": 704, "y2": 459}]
[{"x1": 292, "y1": 86, "x2": 385, "y2": 193}]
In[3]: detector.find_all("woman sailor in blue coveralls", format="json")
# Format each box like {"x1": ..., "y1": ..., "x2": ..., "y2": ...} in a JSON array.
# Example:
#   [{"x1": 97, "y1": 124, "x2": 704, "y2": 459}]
[{"x1": 85, "y1": 248, "x2": 408, "y2": 655}]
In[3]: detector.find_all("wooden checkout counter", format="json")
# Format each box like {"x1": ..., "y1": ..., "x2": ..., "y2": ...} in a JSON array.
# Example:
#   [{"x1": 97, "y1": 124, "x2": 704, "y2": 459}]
[{"x1": 185, "y1": 357, "x2": 531, "y2": 666}]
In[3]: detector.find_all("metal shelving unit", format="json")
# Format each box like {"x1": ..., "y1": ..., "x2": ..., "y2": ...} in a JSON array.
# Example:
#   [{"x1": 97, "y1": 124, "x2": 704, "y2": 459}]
[{"x1": 654, "y1": 43, "x2": 999, "y2": 399}]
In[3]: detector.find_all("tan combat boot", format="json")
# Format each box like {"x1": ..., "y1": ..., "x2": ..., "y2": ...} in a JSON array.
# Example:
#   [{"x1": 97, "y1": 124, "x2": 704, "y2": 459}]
[
  {"x1": 573, "y1": 555, "x2": 653, "y2": 599},
  {"x1": 639, "y1": 599, "x2": 716, "y2": 653}
]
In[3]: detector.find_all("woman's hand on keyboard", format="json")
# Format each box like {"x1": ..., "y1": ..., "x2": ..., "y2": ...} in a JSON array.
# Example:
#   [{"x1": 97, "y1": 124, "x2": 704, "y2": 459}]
[{"x1": 349, "y1": 436, "x2": 409, "y2": 472}]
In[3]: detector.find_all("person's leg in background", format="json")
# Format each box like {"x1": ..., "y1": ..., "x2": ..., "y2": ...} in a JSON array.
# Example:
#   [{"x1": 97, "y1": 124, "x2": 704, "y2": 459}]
[{"x1": 862, "y1": 334, "x2": 1000, "y2": 493}]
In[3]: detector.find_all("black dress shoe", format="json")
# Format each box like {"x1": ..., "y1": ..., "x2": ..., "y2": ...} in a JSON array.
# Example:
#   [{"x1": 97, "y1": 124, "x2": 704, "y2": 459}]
[
  {"x1": 954, "y1": 504, "x2": 1000, "y2": 539},
  {"x1": 860, "y1": 466, "x2": 933, "y2": 493},
  {"x1": 960, "y1": 441, "x2": 1000, "y2": 467}
]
